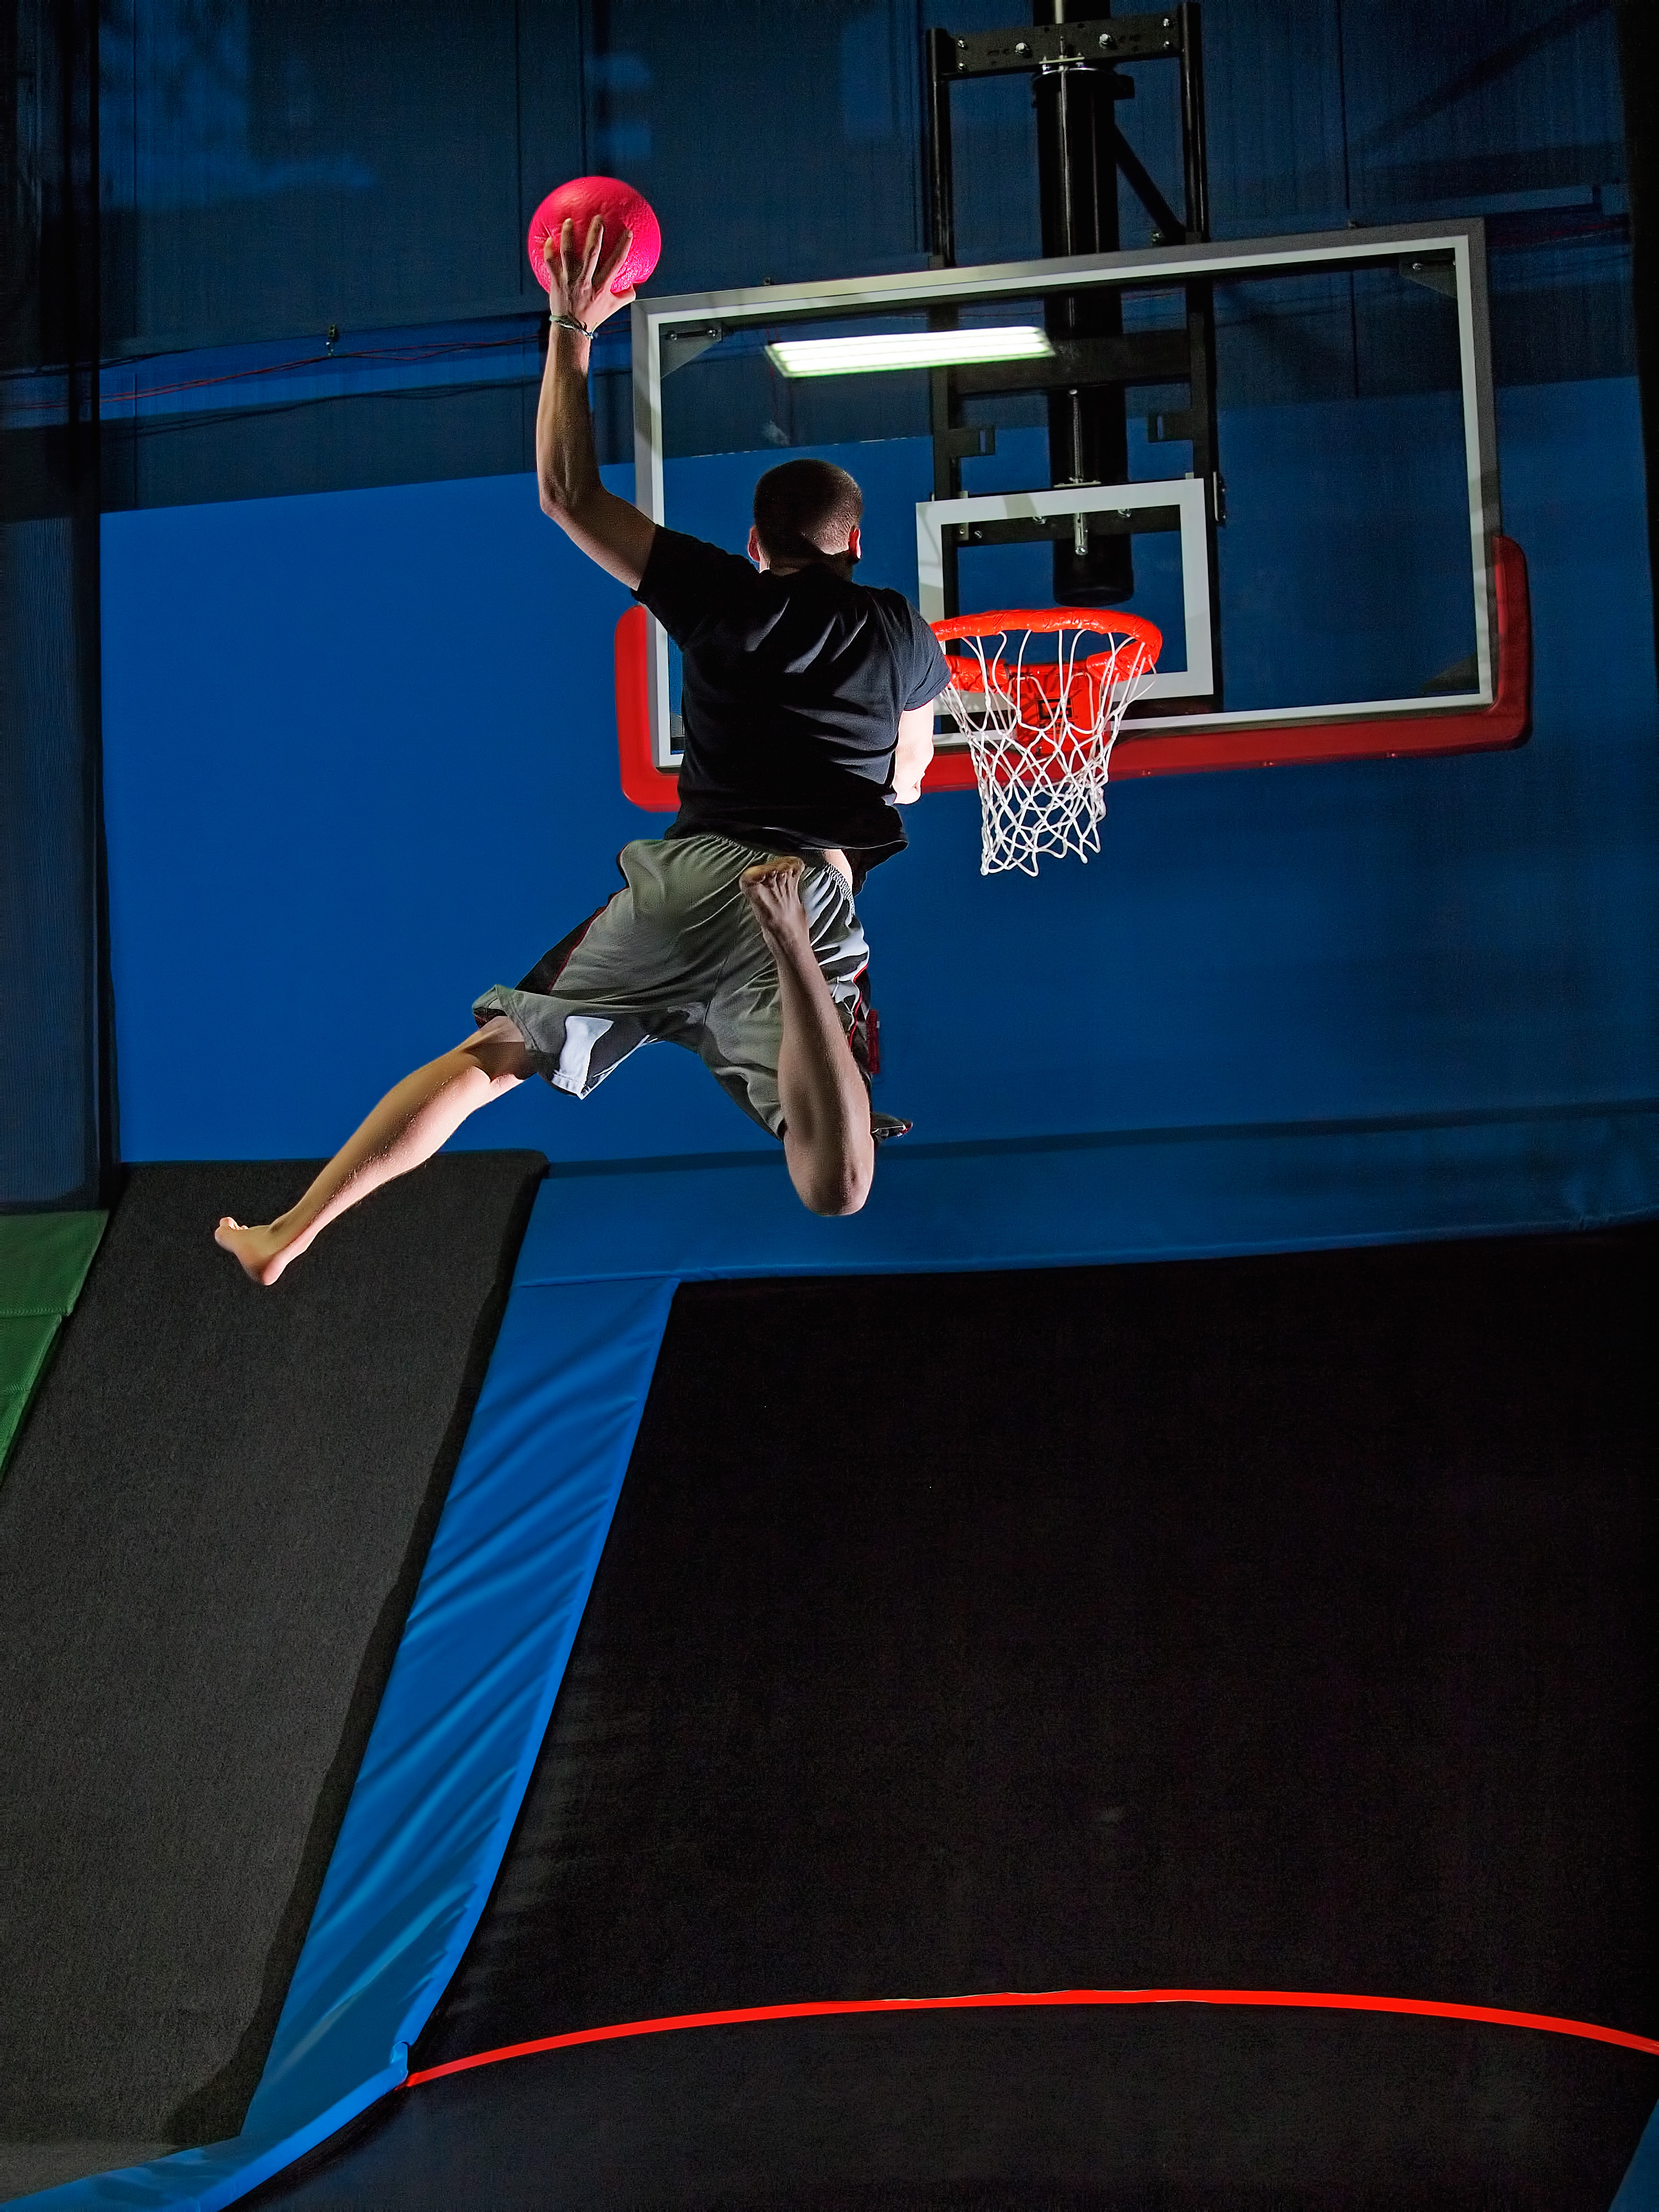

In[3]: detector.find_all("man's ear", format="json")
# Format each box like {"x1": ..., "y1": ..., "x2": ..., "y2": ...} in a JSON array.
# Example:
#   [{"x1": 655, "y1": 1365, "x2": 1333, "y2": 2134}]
[
  {"x1": 847, "y1": 523, "x2": 862, "y2": 565},
  {"x1": 747, "y1": 524, "x2": 768, "y2": 571}
]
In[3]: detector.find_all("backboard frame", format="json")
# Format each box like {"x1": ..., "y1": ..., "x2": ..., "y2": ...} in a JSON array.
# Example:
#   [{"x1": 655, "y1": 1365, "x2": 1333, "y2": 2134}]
[
  {"x1": 629, "y1": 218, "x2": 1503, "y2": 778},
  {"x1": 916, "y1": 478, "x2": 1214, "y2": 700}
]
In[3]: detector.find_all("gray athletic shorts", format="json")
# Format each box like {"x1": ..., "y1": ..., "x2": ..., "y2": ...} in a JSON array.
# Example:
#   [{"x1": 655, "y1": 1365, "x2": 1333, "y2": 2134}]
[{"x1": 473, "y1": 834, "x2": 884, "y2": 1140}]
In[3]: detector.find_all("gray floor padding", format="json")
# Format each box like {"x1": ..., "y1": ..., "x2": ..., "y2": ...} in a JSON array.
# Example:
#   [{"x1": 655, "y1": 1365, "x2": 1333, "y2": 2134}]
[
  {"x1": 0, "y1": 1154, "x2": 544, "y2": 2149},
  {"x1": 0, "y1": 2144, "x2": 175, "y2": 2203}
]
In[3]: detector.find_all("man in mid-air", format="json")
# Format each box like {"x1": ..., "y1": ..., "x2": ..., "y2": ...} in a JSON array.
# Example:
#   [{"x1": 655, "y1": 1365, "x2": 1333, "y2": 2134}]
[{"x1": 217, "y1": 213, "x2": 947, "y2": 1284}]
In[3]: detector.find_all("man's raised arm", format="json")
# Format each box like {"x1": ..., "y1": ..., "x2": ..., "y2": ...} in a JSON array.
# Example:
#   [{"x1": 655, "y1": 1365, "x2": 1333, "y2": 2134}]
[{"x1": 537, "y1": 215, "x2": 657, "y2": 591}]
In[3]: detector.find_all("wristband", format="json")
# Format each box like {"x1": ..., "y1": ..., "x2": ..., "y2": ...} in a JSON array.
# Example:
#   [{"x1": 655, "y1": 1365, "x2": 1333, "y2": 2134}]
[{"x1": 550, "y1": 313, "x2": 591, "y2": 339}]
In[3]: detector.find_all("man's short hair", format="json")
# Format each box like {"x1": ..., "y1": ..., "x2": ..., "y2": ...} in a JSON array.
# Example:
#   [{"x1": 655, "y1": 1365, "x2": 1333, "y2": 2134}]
[{"x1": 753, "y1": 459, "x2": 864, "y2": 565}]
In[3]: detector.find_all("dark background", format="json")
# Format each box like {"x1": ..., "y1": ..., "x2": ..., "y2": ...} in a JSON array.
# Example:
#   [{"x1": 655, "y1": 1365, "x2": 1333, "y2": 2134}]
[{"x1": 93, "y1": 0, "x2": 1638, "y2": 500}]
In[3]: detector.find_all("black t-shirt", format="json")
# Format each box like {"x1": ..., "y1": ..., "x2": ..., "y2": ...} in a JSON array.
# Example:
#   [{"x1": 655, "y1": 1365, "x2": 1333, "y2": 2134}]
[{"x1": 634, "y1": 526, "x2": 951, "y2": 872}]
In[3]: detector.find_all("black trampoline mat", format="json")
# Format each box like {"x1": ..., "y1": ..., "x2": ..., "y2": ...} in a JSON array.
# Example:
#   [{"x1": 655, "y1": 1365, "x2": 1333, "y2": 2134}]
[{"x1": 254, "y1": 1228, "x2": 1659, "y2": 2207}]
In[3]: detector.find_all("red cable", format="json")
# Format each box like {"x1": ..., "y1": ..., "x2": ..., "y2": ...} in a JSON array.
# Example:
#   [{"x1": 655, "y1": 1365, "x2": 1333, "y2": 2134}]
[{"x1": 404, "y1": 1986, "x2": 1659, "y2": 2089}]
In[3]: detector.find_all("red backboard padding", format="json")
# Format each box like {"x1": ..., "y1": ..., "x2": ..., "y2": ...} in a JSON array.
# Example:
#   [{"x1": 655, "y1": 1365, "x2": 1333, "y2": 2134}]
[
  {"x1": 615, "y1": 603, "x2": 680, "y2": 809},
  {"x1": 613, "y1": 537, "x2": 1531, "y2": 811}
]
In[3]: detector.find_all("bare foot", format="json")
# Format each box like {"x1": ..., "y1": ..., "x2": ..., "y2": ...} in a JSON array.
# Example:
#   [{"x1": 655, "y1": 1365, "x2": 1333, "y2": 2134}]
[
  {"x1": 740, "y1": 854, "x2": 809, "y2": 946},
  {"x1": 214, "y1": 1216, "x2": 297, "y2": 1288}
]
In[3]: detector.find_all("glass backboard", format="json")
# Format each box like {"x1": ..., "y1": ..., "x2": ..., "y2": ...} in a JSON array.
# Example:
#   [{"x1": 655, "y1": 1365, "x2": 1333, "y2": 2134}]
[{"x1": 627, "y1": 221, "x2": 1517, "y2": 786}]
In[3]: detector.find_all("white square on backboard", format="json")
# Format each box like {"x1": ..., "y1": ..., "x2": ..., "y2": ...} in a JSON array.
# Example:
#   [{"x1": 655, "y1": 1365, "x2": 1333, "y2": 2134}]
[{"x1": 915, "y1": 478, "x2": 1214, "y2": 701}]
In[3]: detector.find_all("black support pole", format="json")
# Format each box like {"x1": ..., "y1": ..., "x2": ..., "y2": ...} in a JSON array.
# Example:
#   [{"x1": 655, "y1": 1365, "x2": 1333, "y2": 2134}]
[
  {"x1": 1177, "y1": 3, "x2": 1221, "y2": 706},
  {"x1": 1178, "y1": 1, "x2": 1209, "y2": 242},
  {"x1": 925, "y1": 27, "x2": 957, "y2": 270},
  {"x1": 1, "y1": 0, "x2": 114, "y2": 1209},
  {"x1": 1031, "y1": 0, "x2": 1134, "y2": 605},
  {"x1": 1616, "y1": 0, "x2": 1659, "y2": 680}
]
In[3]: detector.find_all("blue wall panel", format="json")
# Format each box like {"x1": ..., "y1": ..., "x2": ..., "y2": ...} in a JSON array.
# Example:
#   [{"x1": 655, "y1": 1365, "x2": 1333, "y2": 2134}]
[{"x1": 101, "y1": 463, "x2": 770, "y2": 1165}]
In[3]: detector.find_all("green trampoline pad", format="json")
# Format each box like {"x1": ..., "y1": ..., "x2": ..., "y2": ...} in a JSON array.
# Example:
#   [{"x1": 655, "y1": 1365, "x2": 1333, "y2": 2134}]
[{"x1": 0, "y1": 1212, "x2": 107, "y2": 1470}]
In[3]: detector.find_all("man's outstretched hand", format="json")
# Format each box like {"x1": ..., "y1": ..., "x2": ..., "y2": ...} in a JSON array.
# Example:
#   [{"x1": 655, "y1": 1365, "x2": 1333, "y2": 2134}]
[{"x1": 544, "y1": 214, "x2": 635, "y2": 334}]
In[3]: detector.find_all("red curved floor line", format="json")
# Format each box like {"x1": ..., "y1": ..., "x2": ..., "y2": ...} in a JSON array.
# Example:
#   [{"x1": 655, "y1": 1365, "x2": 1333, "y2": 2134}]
[{"x1": 404, "y1": 1987, "x2": 1659, "y2": 2088}]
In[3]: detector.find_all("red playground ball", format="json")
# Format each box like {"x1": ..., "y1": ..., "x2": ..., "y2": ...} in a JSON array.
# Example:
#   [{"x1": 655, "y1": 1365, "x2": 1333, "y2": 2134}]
[{"x1": 528, "y1": 176, "x2": 661, "y2": 299}]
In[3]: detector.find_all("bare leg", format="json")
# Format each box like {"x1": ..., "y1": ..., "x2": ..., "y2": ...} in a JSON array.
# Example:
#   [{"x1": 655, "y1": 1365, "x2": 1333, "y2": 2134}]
[
  {"x1": 740, "y1": 857, "x2": 875, "y2": 1217},
  {"x1": 213, "y1": 1017, "x2": 535, "y2": 1286}
]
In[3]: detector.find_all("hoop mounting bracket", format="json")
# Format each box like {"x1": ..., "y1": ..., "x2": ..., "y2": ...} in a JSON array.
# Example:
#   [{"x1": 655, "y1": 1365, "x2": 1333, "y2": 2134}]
[{"x1": 942, "y1": 12, "x2": 1182, "y2": 80}]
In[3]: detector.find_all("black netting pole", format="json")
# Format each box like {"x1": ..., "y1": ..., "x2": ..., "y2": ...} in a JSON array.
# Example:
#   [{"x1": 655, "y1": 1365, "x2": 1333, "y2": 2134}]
[
  {"x1": 1616, "y1": 0, "x2": 1659, "y2": 682},
  {"x1": 1, "y1": 0, "x2": 114, "y2": 1210}
]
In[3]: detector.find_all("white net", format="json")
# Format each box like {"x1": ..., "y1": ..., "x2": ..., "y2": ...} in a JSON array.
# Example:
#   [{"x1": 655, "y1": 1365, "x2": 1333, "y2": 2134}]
[{"x1": 938, "y1": 616, "x2": 1161, "y2": 877}]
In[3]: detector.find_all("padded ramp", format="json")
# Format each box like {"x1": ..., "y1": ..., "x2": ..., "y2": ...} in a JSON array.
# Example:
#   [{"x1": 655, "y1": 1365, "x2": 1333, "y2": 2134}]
[
  {"x1": 0, "y1": 1214, "x2": 105, "y2": 1475},
  {"x1": 255, "y1": 1229, "x2": 1656, "y2": 2208},
  {"x1": 0, "y1": 1155, "x2": 542, "y2": 2172},
  {"x1": 518, "y1": 1105, "x2": 1659, "y2": 1285}
]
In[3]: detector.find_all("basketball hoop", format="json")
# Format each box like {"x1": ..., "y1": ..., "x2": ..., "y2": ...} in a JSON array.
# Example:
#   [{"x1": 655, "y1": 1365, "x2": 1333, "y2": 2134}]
[{"x1": 933, "y1": 608, "x2": 1163, "y2": 877}]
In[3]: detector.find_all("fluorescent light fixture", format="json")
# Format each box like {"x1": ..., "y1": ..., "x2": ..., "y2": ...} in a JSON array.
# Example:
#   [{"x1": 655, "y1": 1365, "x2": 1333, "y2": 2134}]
[{"x1": 765, "y1": 325, "x2": 1055, "y2": 379}]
